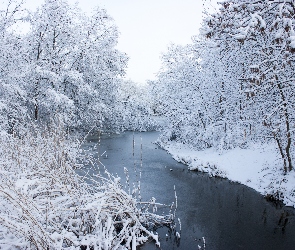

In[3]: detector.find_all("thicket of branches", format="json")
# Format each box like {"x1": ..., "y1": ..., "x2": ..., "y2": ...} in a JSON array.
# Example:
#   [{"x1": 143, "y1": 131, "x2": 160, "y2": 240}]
[
  {"x1": 0, "y1": 0, "x2": 166, "y2": 248},
  {"x1": 0, "y1": 121, "x2": 175, "y2": 249},
  {"x1": 150, "y1": 0, "x2": 295, "y2": 173},
  {"x1": 0, "y1": 0, "x2": 153, "y2": 134}
]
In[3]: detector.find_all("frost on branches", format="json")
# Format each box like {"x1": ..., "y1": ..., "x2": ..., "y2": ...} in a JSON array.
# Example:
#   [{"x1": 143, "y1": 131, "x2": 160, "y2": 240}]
[
  {"x1": 152, "y1": 0, "x2": 295, "y2": 175},
  {"x1": 0, "y1": 0, "x2": 170, "y2": 248},
  {"x1": 202, "y1": 0, "x2": 295, "y2": 173},
  {"x1": 0, "y1": 0, "x2": 152, "y2": 134},
  {"x1": 114, "y1": 80, "x2": 155, "y2": 132},
  {"x1": 0, "y1": 124, "x2": 175, "y2": 249}
]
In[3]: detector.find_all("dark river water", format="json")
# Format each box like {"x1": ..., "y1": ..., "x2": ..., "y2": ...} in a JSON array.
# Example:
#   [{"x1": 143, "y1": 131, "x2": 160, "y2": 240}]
[{"x1": 81, "y1": 131, "x2": 295, "y2": 250}]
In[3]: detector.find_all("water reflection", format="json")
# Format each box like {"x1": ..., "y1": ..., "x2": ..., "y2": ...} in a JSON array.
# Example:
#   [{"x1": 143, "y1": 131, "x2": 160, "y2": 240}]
[{"x1": 80, "y1": 131, "x2": 295, "y2": 250}]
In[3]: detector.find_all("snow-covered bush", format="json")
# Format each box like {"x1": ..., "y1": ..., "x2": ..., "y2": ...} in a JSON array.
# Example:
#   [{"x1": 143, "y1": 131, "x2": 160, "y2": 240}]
[
  {"x1": 111, "y1": 80, "x2": 156, "y2": 132},
  {"x1": 0, "y1": 124, "x2": 174, "y2": 249}
]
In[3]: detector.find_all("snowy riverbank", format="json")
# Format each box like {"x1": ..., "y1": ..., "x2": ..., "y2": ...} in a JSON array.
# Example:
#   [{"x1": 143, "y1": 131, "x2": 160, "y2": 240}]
[{"x1": 159, "y1": 141, "x2": 295, "y2": 207}]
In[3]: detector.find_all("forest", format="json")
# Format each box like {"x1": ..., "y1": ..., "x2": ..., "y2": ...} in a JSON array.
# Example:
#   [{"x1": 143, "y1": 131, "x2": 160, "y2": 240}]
[
  {"x1": 150, "y1": 0, "x2": 295, "y2": 205},
  {"x1": 0, "y1": 0, "x2": 295, "y2": 249}
]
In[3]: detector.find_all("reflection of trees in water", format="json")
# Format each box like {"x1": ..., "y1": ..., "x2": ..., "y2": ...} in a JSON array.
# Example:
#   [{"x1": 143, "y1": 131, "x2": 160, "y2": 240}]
[
  {"x1": 262, "y1": 202, "x2": 295, "y2": 234},
  {"x1": 277, "y1": 210, "x2": 294, "y2": 233}
]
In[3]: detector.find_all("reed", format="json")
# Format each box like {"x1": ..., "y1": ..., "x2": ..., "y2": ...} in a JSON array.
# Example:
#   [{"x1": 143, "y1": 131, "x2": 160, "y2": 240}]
[{"x1": 0, "y1": 123, "x2": 174, "y2": 249}]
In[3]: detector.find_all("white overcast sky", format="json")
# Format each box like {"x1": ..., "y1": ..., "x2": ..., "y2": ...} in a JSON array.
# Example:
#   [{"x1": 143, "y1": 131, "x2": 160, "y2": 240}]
[{"x1": 23, "y1": 0, "x2": 219, "y2": 84}]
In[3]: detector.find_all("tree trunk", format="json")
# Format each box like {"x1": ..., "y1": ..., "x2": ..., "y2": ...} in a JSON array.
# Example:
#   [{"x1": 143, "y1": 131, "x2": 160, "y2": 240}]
[
  {"x1": 277, "y1": 82, "x2": 293, "y2": 172},
  {"x1": 273, "y1": 132, "x2": 288, "y2": 173},
  {"x1": 34, "y1": 101, "x2": 38, "y2": 121}
]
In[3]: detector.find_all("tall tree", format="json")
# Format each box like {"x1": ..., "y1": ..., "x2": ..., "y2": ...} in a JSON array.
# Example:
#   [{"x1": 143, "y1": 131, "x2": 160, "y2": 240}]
[
  {"x1": 202, "y1": 0, "x2": 295, "y2": 172},
  {"x1": 0, "y1": 0, "x2": 28, "y2": 133},
  {"x1": 22, "y1": 0, "x2": 128, "y2": 129}
]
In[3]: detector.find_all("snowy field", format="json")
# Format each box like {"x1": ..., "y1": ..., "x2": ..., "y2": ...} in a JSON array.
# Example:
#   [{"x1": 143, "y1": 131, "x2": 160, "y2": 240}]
[{"x1": 159, "y1": 141, "x2": 295, "y2": 207}]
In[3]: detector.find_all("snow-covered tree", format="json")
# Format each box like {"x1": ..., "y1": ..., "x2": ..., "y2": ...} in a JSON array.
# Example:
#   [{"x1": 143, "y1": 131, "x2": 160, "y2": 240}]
[
  {"x1": 21, "y1": 0, "x2": 128, "y2": 130},
  {"x1": 0, "y1": 0, "x2": 28, "y2": 133},
  {"x1": 153, "y1": 0, "x2": 295, "y2": 176},
  {"x1": 202, "y1": 0, "x2": 295, "y2": 172},
  {"x1": 113, "y1": 80, "x2": 153, "y2": 131},
  {"x1": 151, "y1": 42, "x2": 216, "y2": 149}
]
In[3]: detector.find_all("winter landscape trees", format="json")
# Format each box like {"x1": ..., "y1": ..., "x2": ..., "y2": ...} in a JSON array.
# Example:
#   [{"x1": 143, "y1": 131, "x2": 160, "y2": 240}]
[
  {"x1": 0, "y1": 0, "x2": 162, "y2": 249},
  {"x1": 2, "y1": 0, "x2": 295, "y2": 248},
  {"x1": 152, "y1": 0, "x2": 295, "y2": 176},
  {"x1": 0, "y1": 0, "x2": 133, "y2": 132},
  {"x1": 203, "y1": 0, "x2": 295, "y2": 173}
]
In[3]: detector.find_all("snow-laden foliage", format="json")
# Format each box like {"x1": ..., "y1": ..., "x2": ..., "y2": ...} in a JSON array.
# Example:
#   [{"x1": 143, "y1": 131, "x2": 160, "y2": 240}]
[
  {"x1": 0, "y1": 123, "x2": 174, "y2": 249},
  {"x1": 113, "y1": 80, "x2": 155, "y2": 132},
  {"x1": 0, "y1": 0, "x2": 133, "y2": 133},
  {"x1": 152, "y1": 0, "x2": 295, "y2": 174},
  {"x1": 24, "y1": 0, "x2": 128, "y2": 130},
  {"x1": 0, "y1": 0, "x2": 154, "y2": 134},
  {"x1": 202, "y1": 0, "x2": 295, "y2": 173},
  {"x1": 0, "y1": 0, "x2": 29, "y2": 133},
  {"x1": 150, "y1": 41, "x2": 242, "y2": 150},
  {"x1": 0, "y1": 1, "x2": 169, "y2": 248}
]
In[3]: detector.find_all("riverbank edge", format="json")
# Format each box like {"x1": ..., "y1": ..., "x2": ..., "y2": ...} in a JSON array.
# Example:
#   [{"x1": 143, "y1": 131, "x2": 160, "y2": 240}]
[{"x1": 157, "y1": 140, "x2": 295, "y2": 208}]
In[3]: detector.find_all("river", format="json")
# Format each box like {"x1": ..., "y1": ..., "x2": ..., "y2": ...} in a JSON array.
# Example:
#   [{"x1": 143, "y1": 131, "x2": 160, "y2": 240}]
[{"x1": 80, "y1": 131, "x2": 295, "y2": 250}]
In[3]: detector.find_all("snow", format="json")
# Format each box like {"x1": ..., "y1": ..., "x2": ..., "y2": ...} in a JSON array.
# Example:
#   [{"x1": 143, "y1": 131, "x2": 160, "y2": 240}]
[
  {"x1": 290, "y1": 41, "x2": 295, "y2": 49},
  {"x1": 289, "y1": 35, "x2": 295, "y2": 48},
  {"x1": 0, "y1": 127, "x2": 172, "y2": 249},
  {"x1": 275, "y1": 29, "x2": 284, "y2": 39},
  {"x1": 233, "y1": 26, "x2": 249, "y2": 40},
  {"x1": 160, "y1": 140, "x2": 295, "y2": 207}
]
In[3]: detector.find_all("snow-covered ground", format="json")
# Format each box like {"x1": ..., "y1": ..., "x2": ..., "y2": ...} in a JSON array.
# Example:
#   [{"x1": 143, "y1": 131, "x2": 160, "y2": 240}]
[{"x1": 159, "y1": 141, "x2": 295, "y2": 207}]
